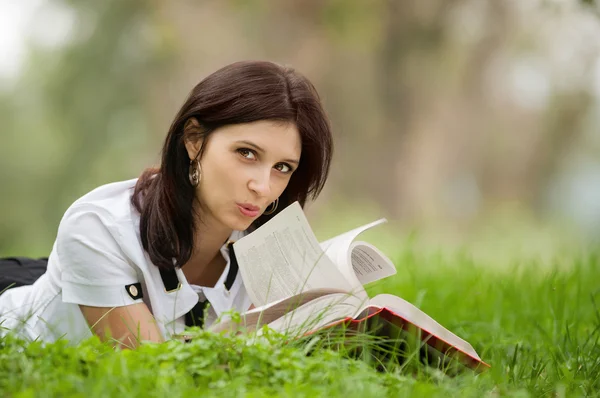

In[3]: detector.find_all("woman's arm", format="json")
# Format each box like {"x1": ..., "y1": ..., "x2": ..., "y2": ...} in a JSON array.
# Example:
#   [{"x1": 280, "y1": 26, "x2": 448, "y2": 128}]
[
  {"x1": 55, "y1": 207, "x2": 163, "y2": 348},
  {"x1": 79, "y1": 302, "x2": 164, "y2": 349}
]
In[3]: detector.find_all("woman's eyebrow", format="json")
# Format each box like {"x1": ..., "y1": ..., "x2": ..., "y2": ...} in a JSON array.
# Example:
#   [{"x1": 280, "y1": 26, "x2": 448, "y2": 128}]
[{"x1": 235, "y1": 140, "x2": 300, "y2": 165}]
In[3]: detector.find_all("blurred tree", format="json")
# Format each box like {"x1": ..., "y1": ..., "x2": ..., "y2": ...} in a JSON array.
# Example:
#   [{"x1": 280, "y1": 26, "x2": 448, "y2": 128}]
[
  {"x1": 2, "y1": 0, "x2": 600, "y2": 255},
  {"x1": 0, "y1": 0, "x2": 157, "y2": 255},
  {"x1": 376, "y1": 0, "x2": 464, "y2": 220}
]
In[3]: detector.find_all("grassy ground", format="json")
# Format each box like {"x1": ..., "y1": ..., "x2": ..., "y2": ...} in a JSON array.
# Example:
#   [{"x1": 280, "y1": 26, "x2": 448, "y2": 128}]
[{"x1": 1, "y1": 245, "x2": 599, "y2": 397}]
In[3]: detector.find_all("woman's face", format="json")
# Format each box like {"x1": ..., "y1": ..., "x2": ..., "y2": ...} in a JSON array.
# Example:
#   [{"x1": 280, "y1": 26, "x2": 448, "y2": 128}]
[{"x1": 186, "y1": 120, "x2": 301, "y2": 232}]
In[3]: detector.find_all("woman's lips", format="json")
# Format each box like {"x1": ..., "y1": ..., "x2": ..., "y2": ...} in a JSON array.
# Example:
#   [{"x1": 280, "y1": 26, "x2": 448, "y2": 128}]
[{"x1": 237, "y1": 203, "x2": 260, "y2": 218}]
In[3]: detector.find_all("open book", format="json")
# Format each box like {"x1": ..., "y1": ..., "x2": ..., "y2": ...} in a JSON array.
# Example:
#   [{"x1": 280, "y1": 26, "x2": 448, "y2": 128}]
[{"x1": 209, "y1": 202, "x2": 489, "y2": 371}]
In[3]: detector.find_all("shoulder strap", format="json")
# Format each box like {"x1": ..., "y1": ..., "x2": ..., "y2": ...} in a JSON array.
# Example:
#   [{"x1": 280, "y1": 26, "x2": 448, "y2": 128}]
[
  {"x1": 224, "y1": 242, "x2": 238, "y2": 291},
  {"x1": 180, "y1": 243, "x2": 239, "y2": 329}
]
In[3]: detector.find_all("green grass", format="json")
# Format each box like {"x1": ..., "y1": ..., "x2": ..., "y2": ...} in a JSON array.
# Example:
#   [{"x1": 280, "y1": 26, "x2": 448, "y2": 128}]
[{"x1": 1, "y1": 247, "x2": 599, "y2": 397}]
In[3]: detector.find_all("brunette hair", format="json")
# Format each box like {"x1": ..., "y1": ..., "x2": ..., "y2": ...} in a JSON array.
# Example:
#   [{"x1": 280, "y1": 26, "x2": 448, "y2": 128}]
[{"x1": 131, "y1": 61, "x2": 333, "y2": 270}]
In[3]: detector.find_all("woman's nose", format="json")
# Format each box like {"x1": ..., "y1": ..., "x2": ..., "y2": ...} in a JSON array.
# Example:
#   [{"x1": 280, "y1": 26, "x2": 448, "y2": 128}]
[{"x1": 248, "y1": 168, "x2": 271, "y2": 197}]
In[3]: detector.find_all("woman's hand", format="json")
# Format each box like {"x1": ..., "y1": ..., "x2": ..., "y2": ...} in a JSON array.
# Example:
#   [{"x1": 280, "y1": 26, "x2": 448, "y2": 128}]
[{"x1": 79, "y1": 302, "x2": 164, "y2": 349}]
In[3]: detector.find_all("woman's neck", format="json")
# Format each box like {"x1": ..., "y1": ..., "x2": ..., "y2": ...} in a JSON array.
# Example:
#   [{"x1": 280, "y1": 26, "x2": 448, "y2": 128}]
[
  {"x1": 193, "y1": 220, "x2": 232, "y2": 262},
  {"x1": 181, "y1": 206, "x2": 233, "y2": 286}
]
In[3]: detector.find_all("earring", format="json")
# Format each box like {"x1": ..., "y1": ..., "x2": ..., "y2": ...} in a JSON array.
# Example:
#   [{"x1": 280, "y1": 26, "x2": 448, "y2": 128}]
[
  {"x1": 263, "y1": 198, "x2": 279, "y2": 215},
  {"x1": 188, "y1": 159, "x2": 201, "y2": 187}
]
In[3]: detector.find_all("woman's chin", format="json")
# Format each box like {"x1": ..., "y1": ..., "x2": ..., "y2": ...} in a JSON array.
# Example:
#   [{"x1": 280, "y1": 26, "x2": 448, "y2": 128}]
[{"x1": 226, "y1": 216, "x2": 255, "y2": 232}]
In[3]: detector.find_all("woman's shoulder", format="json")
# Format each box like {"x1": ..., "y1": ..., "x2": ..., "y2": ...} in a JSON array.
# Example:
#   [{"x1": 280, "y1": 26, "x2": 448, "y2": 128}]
[
  {"x1": 54, "y1": 178, "x2": 145, "y2": 262},
  {"x1": 71, "y1": 178, "x2": 138, "y2": 206},
  {"x1": 63, "y1": 178, "x2": 139, "y2": 222},
  {"x1": 54, "y1": 178, "x2": 142, "y2": 247}
]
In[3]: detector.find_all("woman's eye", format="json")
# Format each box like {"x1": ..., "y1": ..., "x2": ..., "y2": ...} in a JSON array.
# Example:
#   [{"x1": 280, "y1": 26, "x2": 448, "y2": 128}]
[
  {"x1": 238, "y1": 148, "x2": 256, "y2": 160},
  {"x1": 274, "y1": 163, "x2": 292, "y2": 173}
]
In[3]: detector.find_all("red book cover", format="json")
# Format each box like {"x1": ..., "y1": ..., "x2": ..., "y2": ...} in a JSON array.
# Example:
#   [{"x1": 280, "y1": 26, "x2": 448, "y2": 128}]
[{"x1": 308, "y1": 305, "x2": 490, "y2": 372}]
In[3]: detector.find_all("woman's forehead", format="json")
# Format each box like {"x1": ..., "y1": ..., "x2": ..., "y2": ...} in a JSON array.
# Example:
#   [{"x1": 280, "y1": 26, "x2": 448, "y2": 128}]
[{"x1": 213, "y1": 120, "x2": 301, "y2": 155}]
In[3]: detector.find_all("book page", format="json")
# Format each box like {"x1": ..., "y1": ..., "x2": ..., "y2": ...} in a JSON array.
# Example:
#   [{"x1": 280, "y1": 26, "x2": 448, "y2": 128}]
[
  {"x1": 319, "y1": 219, "x2": 396, "y2": 285},
  {"x1": 234, "y1": 202, "x2": 366, "y2": 308},
  {"x1": 349, "y1": 241, "x2": 397, "y2": 285},
  {"x1": 209, "y1": 288, "x2": 350, "y2": 334},
  {"x1": 368, "y1": 294, "x2": 480, "y2": 361},
  {"x1": 265, "y1": 292, "x2": 366, "y2": 336}
]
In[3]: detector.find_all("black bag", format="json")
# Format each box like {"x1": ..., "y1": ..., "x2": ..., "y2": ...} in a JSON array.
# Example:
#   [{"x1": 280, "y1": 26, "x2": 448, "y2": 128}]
[{"x1": 0, "y1": 257, "x2": 48, "y2": 293}]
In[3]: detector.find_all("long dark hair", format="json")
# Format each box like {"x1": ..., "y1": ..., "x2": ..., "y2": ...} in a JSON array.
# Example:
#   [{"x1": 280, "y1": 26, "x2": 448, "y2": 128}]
[{"x1": 131, "y1": 61, "x2": 333, "y2": 270}]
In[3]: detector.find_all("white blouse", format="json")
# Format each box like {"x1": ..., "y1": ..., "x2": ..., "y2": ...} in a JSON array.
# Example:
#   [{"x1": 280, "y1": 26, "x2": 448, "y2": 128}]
[{"x1": 0, "y1": 179, "x2": 252, "y2": 344}]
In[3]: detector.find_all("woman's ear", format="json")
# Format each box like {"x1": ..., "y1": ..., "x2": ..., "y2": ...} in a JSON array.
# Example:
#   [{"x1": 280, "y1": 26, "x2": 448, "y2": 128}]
[{"x1": 183, "y1": 117, "x2": 203, "y2": 161}]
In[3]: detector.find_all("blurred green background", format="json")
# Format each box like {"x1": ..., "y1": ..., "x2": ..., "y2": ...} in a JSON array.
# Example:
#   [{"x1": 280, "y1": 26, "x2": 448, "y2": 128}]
[{"x1": 1, "y1": 0, "x2": 600, "y2": 264}]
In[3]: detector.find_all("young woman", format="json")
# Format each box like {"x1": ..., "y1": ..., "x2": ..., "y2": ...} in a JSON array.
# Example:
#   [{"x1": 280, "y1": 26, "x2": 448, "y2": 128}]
[{"x1": 0, "y1": 61, "x2": 333, "y2": 348}]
